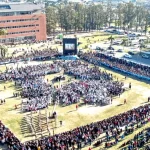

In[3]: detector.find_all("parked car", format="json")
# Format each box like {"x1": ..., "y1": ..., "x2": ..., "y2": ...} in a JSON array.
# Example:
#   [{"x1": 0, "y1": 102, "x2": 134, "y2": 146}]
[
  {"x1": 123, "y1": 54, "x2": 132, "y2": 59},
  {"x1": 96, "y1": 46, "x2": 101, "y2": 50},
  {"x1": 113, "y1": 41, "x2": 122, "y2": 45},
  {"x1": 142, "y1": 54, "x2": 149, "y2": 59},
  {"x1": 117, "y1": 49, "x2": 123, "y2": 52},
  {"x1": 108, "y1": 51, "x2": 115, "y2": 54},
  {"x1": 107, "y1": 46, "x2": 115, "y2": 50},
  {"x1": 146, "y1": 45, "x2": 150, "y2": 48},
  {"x1": 128, "y1": 51, "x2": 135, "y2": 55}
]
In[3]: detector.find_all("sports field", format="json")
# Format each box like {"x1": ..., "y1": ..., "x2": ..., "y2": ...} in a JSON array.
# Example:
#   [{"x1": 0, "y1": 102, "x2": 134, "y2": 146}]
[{"x1": 0, "y1": 32, "x2": 150, "y2": 150}]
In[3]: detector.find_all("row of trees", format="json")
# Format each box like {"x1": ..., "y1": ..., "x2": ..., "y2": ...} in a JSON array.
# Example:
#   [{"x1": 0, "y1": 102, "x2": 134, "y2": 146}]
[{"x1": 46, "y1": 2, "x2": 150, "y2": 35}]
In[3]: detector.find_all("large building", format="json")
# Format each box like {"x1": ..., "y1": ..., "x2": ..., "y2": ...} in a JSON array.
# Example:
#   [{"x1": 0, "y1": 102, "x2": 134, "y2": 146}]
[{"x1": 0, "y1": 3, "x2": 46, "y2": 43}]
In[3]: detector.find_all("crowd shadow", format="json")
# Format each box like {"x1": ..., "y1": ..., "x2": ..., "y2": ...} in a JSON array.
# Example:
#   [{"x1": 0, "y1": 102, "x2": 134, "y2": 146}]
[
  {"x1": 116, "y1": 104, "x2": 123, "y2": 107},
  {"x1": 141, "y1": 101, "x2": 150, "y2": 104},
  {"x1": 67, "y1": 110, "x2": 76, "y2": 113}
]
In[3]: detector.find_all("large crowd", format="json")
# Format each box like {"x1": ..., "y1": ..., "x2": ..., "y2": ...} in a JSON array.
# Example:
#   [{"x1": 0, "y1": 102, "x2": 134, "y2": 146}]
[
  {"x1": 0, "y1": 63, "x2": 61, "y2": 80},
  {"x1": 0, "y1": 48, "x2": 60, "y2": 64},
  {"x1": 53, "y1": 60, "x2": 124, "y2": 105},
  {"x1": 119, "y1": 128, "x2": 150, "y2": 149},
  {"x1": 1, "y1": 103, "x2": 150, "y2": 150},
  {"x1": 0, "y1": 59, "x2": 124, "y2": 110},
  {"x1": 56, "y1": 80, "x2": 124, "y2": 105},
  {"x1": 1, "y1": 45, "x2": 150, "y2": 149},
  {"x1": 0, "y1": 62, "x2": 61, "y2": 111},
  {"x1": 16, "y1": 63, "x2": 61, "y2": 111},
  {"x1": 79, "y1": 52, "x2": 150, "y2": 79},
  {"x1": 56, "y1": 60, "x2": 112, "y2": 80},
  {"x1": 0, "y1": 121, "x2": 22, "y2": 149}
]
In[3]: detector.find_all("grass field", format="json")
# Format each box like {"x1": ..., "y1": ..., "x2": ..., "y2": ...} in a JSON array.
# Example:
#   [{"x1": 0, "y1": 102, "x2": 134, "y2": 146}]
[{"x1": 0, "y1": 32, "x2": 150, "y2": 150}]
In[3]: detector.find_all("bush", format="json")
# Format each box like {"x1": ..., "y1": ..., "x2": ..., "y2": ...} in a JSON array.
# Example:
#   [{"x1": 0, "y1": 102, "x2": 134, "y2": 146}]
[{"x1": 85, "y1": 45, "x2": 88, "y2": 49}]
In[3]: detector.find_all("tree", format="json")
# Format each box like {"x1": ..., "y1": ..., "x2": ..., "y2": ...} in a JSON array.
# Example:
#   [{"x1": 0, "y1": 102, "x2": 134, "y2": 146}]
[
  {"x1": 116, "y1": 3, "x2": 124, "y2": 29},
  {"x1": 0, "y1": 29, "x2": 8, "y2": 59},
  {"x1": 105, "y1": 0, "x2": 114, "y2": 27},
  {"x1": 46, "y1": 6, "x2": 58, "y2": 35},
  {"x1": 122, "y1": 2, "x2": 136, "y2": 30},
  {"x1": 0, "y1": 45, "x2": 8, "y2": 58},
  {"x1": 46, "y1": 2, "x2": 150, "y2": 34},
  {"x1": 0, "y1": 29, "x2": 7, "y2": 36},
  {"x1": 122, "y1": 38, "x2": 127, "y2": 50},
  {"x1": 108, "y1": 35, "x2": 114, "y2": 47}
]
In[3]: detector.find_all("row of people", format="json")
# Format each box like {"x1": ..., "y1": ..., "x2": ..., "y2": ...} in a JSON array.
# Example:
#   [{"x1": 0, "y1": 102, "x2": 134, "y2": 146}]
[
  {"x1": 79, "y1": 52, "x2": 150, "y2": 79},
  {"x1": 120, "y1": 128, "x2": 150, "y2": 150},
  {"x1": 0, "y1": 48, "x2": 60, "y2": 64}
]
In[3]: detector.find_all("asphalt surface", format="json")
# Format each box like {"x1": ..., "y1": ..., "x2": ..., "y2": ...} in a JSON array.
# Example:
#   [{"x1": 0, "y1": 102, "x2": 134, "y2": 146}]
[
  {"x1": 123, "y1": 54, "x2": 150, "y2": 66},
  {"x1": 90, "y1": 42, "x2": 150, "y2": 67}
]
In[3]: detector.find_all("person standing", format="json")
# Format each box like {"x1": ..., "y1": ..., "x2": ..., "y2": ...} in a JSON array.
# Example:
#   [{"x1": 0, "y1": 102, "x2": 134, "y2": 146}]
[
  {"x1": 129, "y1": 83, "x2": 131, "y2": 89},
  {"x1": 124, "y1": 99, "x2": 127, "y2": 104},
  {"x1": 148, "y1": 97, "x2": 150, "y2": 102},
  {"x1": 76, "y1": 104, "x2": 78, "y2": 110}
]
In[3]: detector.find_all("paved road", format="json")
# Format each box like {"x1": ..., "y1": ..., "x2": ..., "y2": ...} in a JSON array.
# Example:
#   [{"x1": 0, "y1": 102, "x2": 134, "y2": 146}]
[
  {"x1": 91, "y1": 42, "x2": 150, "y2": 66},
  {"x1": 123, "y1": 54, "x2": 150, "y2": 66}
]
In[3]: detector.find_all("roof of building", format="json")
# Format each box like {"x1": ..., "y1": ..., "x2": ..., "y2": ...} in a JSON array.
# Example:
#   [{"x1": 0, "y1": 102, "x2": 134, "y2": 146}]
[{"x1": 0, "y1": 3, "x2": 44, "y2": 12}]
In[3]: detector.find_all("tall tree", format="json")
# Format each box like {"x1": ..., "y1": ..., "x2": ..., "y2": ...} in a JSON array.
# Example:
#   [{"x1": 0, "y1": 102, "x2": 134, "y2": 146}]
[
  {"x1": 108, "y1": 35, "x2": 114, "y2": 47},
  {"x1": 46, "y1": 6, "x2": 58, "y2": 35},
  {"x1": 46, "y1": 1, "x2": 150, "y2": 34},
  {"x1": 0, "y1": 45, "x2": 7, "y2": 58}
]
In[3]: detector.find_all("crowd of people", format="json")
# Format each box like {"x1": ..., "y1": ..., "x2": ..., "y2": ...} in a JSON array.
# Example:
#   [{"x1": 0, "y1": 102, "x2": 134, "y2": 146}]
[
  {"x1": 120, "y1": 128, "x2": 150, "y2": 149},
  {"x1": 21, "y1": 77, "x2": 55, "y2": 111},
  {"x1": 0, "y1": 62, "x2": 61, "y2": 112},
  {"x1": 56, "y1": 80, "x2": 124, "y2": 105},
  {"x1": 56, "y1": 60, "x2": 112, "y2": 80},
  {"x1": 2, "y1": 48, "x2": 149, "y2": 149},
  {"x1": 53, "y1": 60, "x2": 124, "y2": 105},
  {"x1": 16, "y1": 62, "x2": 61, "y2": 111},
  {"x1": 1, "y1": 103, "x2": 150, "y2": 149},
  {"x1": 0, "y1": 121, "x2": 22, "y2": 149},
  {"x1": 0, "y1": 48, "x2": 60, "y2": 65},
  {"x1": 22, "y1": 104, "x2": 150, "y2": 150},
  {"x1": 0, "y1": 59, "x2": 124, "y2": 110},
  {"x1": 0, "y1": 63, "x2": 61, "y2": 81},
  {"x1": 79, "y1": 52, "x2": 150, "y2": 79}
]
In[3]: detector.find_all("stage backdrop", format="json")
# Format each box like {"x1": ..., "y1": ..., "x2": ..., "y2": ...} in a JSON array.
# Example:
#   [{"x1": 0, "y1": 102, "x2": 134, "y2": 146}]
[{"x1": 63, "y1": 38, "x2": 77, "y2": 55}]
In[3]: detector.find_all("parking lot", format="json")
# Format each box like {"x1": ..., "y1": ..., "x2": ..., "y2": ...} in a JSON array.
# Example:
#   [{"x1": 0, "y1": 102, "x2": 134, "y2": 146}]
[{"x1": 90, "y1": 41, "x2": 150, "y2": 67}]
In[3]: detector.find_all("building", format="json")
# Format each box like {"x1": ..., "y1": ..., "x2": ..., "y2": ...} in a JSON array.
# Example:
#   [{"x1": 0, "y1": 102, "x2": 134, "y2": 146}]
[{"x1": 0, "y1": 3, "x2": 46, "y2": 43}]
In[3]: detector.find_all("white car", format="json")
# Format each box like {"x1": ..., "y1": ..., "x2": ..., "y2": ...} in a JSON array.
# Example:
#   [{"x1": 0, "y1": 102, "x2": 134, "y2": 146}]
[
  {"x1": 130, "y1": 47, "x2": 140, "y2": 52},
  {"x1": 123, "y1": 54, "x2": 132, "y2": 59},
  {"x1": 117, "y1": 49, "x2": 123, "y2": 52},
  {"x1": 142, "y1": 54, "x2": 149, "y2": 59},
  {"x1": 146, "y1": 45, "x2": 150, "y2": 48}
]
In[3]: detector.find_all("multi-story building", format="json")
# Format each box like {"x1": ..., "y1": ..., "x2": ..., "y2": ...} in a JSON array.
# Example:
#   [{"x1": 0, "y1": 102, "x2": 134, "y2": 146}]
[{"x1": 0, "y1": 3, "x2": 46, "y2": 43}]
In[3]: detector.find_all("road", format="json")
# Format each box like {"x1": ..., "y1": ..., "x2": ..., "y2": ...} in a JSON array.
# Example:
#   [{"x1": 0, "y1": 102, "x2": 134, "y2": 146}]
[
  {"x1": 90, "y1": 42, "x2": 150, "y2": 67},
  {"x1": 123, "y1": 54, "x2": 150, "y2": 66}
]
